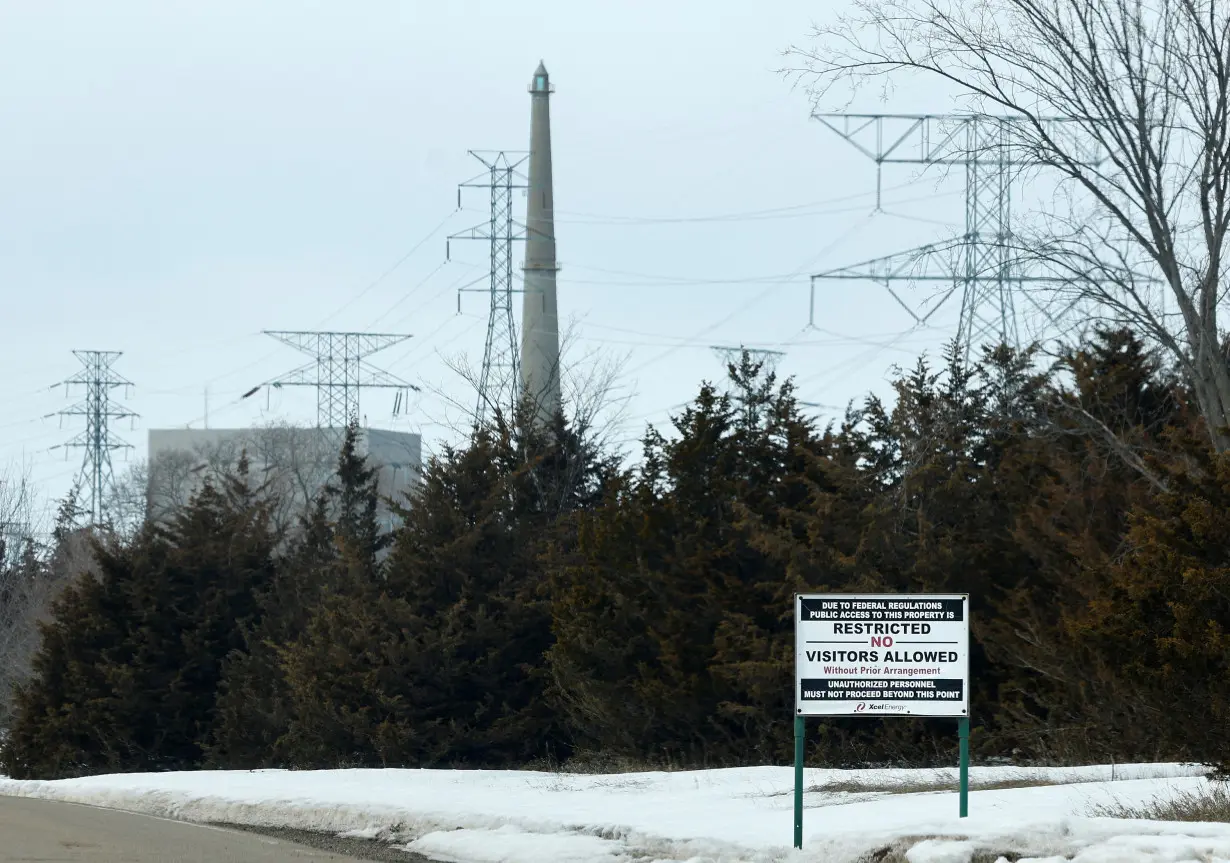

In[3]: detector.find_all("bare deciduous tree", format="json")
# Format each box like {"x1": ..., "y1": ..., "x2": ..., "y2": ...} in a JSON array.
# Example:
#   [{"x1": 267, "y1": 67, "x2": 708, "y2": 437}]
[
  {"x1": 789, "y1": 0, "x2": 1230, "y2": 448},
  {"x1": 146, "y1": 422, "x2": 339, "y2": 538},
  {"x1": 144, "y1": 421, "x2": 416, "y2": 539},
  {"x1": 104, "y1": 460, "x2": 149, "y2": 541},
  {"x1": 0, "y1": 465, "x2": 36, "y2": 571},
  {"x1": 0, "y1": 472, "x2": 96, "y2": 731},
  {"x1": 433, "y1": 317, "x2": 634, "y2": 453},
  {"x1": 146, "y1": 447, "x2": 228, "y2": 523}
]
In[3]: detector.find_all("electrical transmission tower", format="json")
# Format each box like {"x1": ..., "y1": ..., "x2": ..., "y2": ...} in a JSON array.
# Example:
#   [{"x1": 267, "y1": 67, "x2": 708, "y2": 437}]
[
  {"x1": 711, "y1": 344, "x2": 785, "y2": 375},
  {"x1": 52, "y1": 350, "x2": 137, "y2": 526},
  {"x1": 448, "y1": 150, "x2": 529, "y2": 424},
  {"x1": 809, "y1": 114, "x2": 1105, "y2": 361},
  {"x1": 712, "y1": 345, "x2": 788, "y2": 426},
  {"x1": 263, "y1": 331, "x2": 417, "y2": 430}
]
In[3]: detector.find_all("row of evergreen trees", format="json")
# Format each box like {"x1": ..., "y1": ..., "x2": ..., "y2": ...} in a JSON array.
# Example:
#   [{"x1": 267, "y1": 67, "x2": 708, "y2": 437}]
[{"x1": 3, "y1": 328, "x2": 1229, "y2": 779}]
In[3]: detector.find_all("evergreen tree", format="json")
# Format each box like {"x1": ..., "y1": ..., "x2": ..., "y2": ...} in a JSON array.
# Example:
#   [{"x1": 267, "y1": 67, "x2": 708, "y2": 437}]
[
  {"x1": 981, "y1": 329, "x2": 1192, "y2": 761},
  {"x1": 1089, "y1": 438, "x2": 1230, "y2": 770},
  {"x1": 209, "y1": 423, "x2": 388, "y2": 767},
  {"x1": 258, "y1": 409, "x2": 611, "y2": 768},
  {"x1": 2, "y1": 460, "x2": 276, "y2": 778},
  {"x1": 548, "y1": 354, "x2": 832, "y2": 763},
  {"x1": 206, "y1": 492, "x2": 336, "y2": 767},
  {"x1": 994, "y1": 406, "x2": 1230, "y2": 766},
  {"x1": 726, "y1": 346, "x2": 998, "y2": 763},
  {"x1": 14, "y1": 329, "x2": 1214, "y2": 775},
  {"x1": 332, "y1": 422, "x2": 392, "y2": 568}
]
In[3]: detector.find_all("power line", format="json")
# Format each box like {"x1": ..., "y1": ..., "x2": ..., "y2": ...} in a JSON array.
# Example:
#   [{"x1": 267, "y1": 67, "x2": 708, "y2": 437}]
[
  {"x1": 172, "y1": 383, "x2": 271, "y2": 431},
  {"x1": 387, "y1": 311, "x2": 472, "y2": 369},
  {"x1": 0, "y1": 416, "x2": 53, "y2": 434},
  {"x1": 136, "y1": 211, "x2": 463, "y2": 433},
  {"x1": 547, "y1": 267, "x2": 813, "y2": 288},
  {"x1": 4, "y1": 333, "x2": 272, "y2": 405},
  {"x1": 314, "y1": 210, "x2": 459, "y2": 329},
  {"x1": 565, "y1": 330, "x2": 937, "y2": 351},
  {"x1": 545, "y1": 180, "x2": 957, "y2": 225},
  {"x1": 793, "y1": 326, "x2": 932, "y2": 392},
  {"x1": 377, "y1": 271, "x2": 490, "y2": 371},
  {"x1": 383, "y1": 269, "x2": 485, "y2": 336},
  {"x1": 620, "y1": 212, "x2": 879, "y2": 378},
  {"x1": 568, "y1": 317, "x2": 938, "y2": 345},
  {"x1": 458, "y1": 194, "x2": 963, "y2": 230},
  {"x1": 363, "y1": 259, "x2": 450, "y2": 331},
  {"x1": 20, "y1": 217, "x2": 459, "y2": 440}
]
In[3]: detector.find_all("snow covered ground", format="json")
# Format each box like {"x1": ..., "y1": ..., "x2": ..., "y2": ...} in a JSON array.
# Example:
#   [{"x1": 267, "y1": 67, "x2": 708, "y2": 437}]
[{"x1": 1, "y1": 762, "x2": 1227, "y2": 862}]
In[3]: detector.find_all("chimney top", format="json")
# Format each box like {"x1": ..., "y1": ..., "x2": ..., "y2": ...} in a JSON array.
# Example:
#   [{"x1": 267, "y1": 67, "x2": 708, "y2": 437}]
[{"x1": 531, "y1": 61, "x2": 550, "y2": 93}]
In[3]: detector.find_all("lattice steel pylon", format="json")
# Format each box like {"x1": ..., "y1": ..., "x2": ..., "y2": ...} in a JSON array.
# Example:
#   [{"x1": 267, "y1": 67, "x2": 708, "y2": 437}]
[
  {"x1": 447, "y1": 150, "x2": 529, "y2": 424},
  {"x1": 263, "y1": 331, "x2": 416, "y2": 429},
  {"x1": 809, "y1": 114, "x2": 1105, "y2": 362},
  {"x1": 712, "y1": 345, "x2": 787, "y2": 426},
  {"x1": 53, "y1": 350, "x2": 137, "y2": 526},
  {"x1": 711, "y1": 344, "x2": 786, "y2": 375}
]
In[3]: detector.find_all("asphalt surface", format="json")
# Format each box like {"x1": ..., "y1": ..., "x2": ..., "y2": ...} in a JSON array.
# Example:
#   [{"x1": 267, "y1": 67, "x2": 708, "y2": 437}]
[{"x1": 0, "y1": 796, "x2": 429, "y2": 862}]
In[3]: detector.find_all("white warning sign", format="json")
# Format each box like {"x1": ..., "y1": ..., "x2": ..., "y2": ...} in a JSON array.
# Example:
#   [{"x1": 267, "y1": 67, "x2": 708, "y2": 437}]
[{"x1": 795, "y1": 594, "x2": 969, "y2": 718}]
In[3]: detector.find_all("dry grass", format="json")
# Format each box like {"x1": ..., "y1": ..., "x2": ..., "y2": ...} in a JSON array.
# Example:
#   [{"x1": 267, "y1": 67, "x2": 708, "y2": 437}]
[
  {"x1": 524, "y1": 750, "x2": 691, "y2": 776},
  {"x1": 853, "y1": 837, "x2": 1022, "y2": 862},
  {"x1": 814, "y1": 776, "x2": 1055, "y2": 795},
  {"x1": 789, "y1": 770, "x2": 1109, "y2": 797},
  {"x1": 1088, "y1": 783, "x2": 1230, "y2": 822}
]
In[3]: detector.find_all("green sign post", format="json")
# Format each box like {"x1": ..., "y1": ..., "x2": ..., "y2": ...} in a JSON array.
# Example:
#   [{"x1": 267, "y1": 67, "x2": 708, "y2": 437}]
[
  {"x1": 793, "y1": 715, "x2": 805, "y2": 848},
  {"x1": 958, "y1": 715, "x2": 970, "y2": 817},
  {"x1": 793, "y1": 593, "x2": 971, "y2": 850}
]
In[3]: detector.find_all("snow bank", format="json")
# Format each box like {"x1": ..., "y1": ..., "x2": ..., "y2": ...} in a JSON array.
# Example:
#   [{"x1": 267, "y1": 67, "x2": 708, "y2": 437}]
[{"x1": 0, "y1": 762, "x2": 1226, "y2": 862}]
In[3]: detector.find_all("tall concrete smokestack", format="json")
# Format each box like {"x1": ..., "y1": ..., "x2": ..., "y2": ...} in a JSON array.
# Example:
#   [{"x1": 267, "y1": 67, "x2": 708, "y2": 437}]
[{"x1": 520, "y1": 60, "x2": 562, "y2": 425}]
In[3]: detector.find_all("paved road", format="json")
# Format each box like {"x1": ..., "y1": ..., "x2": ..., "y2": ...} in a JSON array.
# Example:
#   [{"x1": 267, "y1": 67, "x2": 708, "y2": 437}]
[{"x1": 0, "y1": 796, "x2": 385, "y2": 862}]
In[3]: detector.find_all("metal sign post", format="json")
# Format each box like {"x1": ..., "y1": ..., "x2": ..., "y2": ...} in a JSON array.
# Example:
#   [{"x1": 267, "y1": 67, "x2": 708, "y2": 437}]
[
  {"x1": 793, "y1": 714, "x2": 805, "y2": 848},
  {"x1": 959, "y1": 715, "x2": 970, "y2": 817},
  {"x1": 793, "y1": 593, "x2": 971, "y2": 849}
]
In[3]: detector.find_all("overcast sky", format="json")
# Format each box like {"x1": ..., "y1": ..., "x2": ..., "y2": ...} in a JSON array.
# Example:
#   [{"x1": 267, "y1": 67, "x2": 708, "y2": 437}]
[{"x1": 0, "y1": 0, "x2": 980, "y2": 523}]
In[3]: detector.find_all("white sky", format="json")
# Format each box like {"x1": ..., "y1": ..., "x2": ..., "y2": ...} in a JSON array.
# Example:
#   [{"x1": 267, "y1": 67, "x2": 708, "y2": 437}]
[{"x1": 0, "y1": 0, "x2": 982, "y2": 523}]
